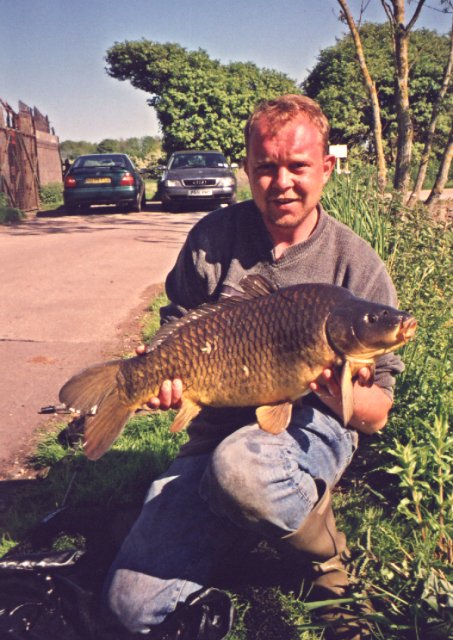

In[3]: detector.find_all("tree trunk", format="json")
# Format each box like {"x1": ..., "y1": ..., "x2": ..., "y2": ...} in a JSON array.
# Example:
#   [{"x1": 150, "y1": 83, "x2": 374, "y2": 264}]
[
  {"x1": 425, "y1": 123, "x2": 453, "y2": 214},
  {"x1": 408, "y1": 17, "x2": 453, "y2": 206},
  {"x1": 381, "y1": 0, "x2": 426, "y2": 197},
  {"x1": 336, "y1": 0, "x2": 387, "y2": 192}
]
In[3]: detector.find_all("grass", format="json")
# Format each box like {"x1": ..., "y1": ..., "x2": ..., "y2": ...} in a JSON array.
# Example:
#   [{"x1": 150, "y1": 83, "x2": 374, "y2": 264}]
[{"x1": 1, "y1": 170, "x2": 451, "y2": 639}]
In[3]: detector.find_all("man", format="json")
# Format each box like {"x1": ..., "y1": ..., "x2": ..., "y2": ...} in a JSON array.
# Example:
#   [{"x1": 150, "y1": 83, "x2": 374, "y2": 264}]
[{"x1": 104, "y1": 95, "x2": 403, "y2": 639}]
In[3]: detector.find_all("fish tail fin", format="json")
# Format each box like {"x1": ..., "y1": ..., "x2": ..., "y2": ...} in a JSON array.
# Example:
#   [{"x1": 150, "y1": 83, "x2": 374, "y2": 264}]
[
  {"x1": 59, "y1": 360, "x2": 135, "y2": 460},
  {"x1": 84, "y1": 396, "x2": 134, "y2": 460}
]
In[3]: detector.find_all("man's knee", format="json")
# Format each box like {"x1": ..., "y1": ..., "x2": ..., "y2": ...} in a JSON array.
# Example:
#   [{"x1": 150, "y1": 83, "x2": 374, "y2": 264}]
[
  {"x1": 202, "y1": 427, "x2": 268, "y2": 513},
  {"x1": 200, "y1": 426, "x2": 318, "y2": 535}
]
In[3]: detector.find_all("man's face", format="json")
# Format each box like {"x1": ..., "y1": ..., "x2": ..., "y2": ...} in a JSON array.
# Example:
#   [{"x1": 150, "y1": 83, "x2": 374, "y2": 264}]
[{"x1": 245, "y1": 115, "x2": 335, "y2": 235}]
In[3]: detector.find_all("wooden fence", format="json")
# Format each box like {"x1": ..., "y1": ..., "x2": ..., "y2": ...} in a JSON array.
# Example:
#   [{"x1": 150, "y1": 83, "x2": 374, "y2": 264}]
[{"x1": 0, "y1": 100, "x2": 62, "y2": 211}]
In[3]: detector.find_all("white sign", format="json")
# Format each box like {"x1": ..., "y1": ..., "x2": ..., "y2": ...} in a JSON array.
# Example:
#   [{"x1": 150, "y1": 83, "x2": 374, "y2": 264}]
[{"x1": 329, "y1": 144, "x2": 348, "y2": 159}]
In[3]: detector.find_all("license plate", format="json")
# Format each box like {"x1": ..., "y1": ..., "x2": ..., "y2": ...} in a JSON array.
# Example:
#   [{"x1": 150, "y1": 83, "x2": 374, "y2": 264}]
[
  {"x1": 85, "y1": 177, "x2": 111, "y2": 184},
  {"x1": 188, "y1": 189, "x2": 213, "y2": 196}
]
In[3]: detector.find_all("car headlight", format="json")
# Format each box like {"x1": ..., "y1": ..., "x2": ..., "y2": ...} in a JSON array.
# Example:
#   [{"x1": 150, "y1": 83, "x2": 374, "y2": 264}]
[
  {"x1": 163, "y1": 179, "x2": 181, "y2": 187},
  {"x1": 217, "y1": 177, "x2": 235, "y2": 187}
]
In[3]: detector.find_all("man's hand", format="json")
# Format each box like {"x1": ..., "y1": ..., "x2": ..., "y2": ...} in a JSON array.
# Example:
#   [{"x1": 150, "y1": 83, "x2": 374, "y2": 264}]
[
  {"x1": 309, "y1": 366, "x2": 372, "y2": 398},
  {"x1": 309, "y1": 366, "x2": 391, "y2": 434},
  {"x1": 136, "y1": 344, "x2": 183, "y2": 410}
]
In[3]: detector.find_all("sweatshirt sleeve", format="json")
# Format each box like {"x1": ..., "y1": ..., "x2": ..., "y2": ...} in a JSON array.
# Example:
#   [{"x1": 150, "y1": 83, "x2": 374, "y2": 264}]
[{"x1": 160, "y1": 234, "x2": 208, "y2": 324}]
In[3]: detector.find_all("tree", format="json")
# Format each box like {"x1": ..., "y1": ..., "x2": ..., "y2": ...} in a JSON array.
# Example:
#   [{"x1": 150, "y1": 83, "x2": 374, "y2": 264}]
[
  {"x1": 380, "y1": 0, "x2": 426, "y2": 193},
  {"x1": 325, "y1": 0, "x2": 452, "y2": 200},
  {"x1": 105, "y1": 40, "x2": 298, "y2": 160},
  {"x1": 336, "y1": 0, "x2": 388, "y2": 191},
  {"x1": 303, "y1": 23, "x2": 451, "y2": 195},
  {"x1": 60, "y1": 140, "x2": 97, "y2": 160},
  {"x1": 59, "y1": 136, "x2": 162, "y2": 167},
  {"x1": 97, "y1": 138, "x2": 121, "y2": 154},
  {"x1": 408, "y1": 15, "x2": 453, "y2": 204},
  {"x1": 425, "y1": 122, "x2": 453, "y2": 210}
]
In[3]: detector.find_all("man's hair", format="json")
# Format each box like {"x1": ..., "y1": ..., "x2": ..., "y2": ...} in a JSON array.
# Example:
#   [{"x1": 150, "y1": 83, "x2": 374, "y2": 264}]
[{"x1": 244, "y1": 94, "x2": 330, "y2": 154}]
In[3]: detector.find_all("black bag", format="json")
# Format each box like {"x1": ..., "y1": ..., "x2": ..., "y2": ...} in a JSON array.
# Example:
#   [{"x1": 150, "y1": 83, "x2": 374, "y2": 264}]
[{"x1": 0, "y1": 550, "x2": 96, "y2": 639}]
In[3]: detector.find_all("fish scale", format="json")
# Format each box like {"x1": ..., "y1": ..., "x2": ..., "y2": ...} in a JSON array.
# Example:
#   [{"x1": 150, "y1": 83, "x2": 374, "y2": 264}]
[{"x1": 58, "y1": 275, "x2": 416, "y2": 460}]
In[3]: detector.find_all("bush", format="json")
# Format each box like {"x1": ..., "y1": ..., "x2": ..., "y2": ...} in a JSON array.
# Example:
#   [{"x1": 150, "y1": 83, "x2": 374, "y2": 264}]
[
  {"x1": 321, "y1": 172, "x2": 452, "y2": 637},
  {"x1": 39, "y1": 182, "x2": 63, "y2": 208},
  {"x1": 0, "y1": 192, "x2": 25, "y2": 224}
]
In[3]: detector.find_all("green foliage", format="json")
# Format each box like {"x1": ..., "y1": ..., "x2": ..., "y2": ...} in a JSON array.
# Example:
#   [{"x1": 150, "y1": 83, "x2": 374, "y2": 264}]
[
  {"x1": 386, "y1": 414, "x2": 452, "y2": 553},
  {"x1": 322, "y1": 171, "x2": 452, "y2": 634},
  {"x1": 142, "y1": 292, "x2": 169, "y2": 343},
  {"x1": 321, "y1": 168, "x2": 395, "y2": 259},
  {"x1": 39, "y1": 182, "x2": 63, "y2": 207},
  {"x1": 2, "y1": 172, "x2": 451, "y2": 636},
  {"x1": 59, "y1": 139, "x2": 97, "y2": 159},
  {"x1": 105, "y1": 40, "x2": 298, "y2": 160},
  {"x1": 0, "y1": 191, "x2": 25, "y2": 224},
  {"x1": 303, "y1": 24, "x2": 451, "y2": 166},
  {"x1": 60, "y1": 136, "x2": 162, "y2": 170}
]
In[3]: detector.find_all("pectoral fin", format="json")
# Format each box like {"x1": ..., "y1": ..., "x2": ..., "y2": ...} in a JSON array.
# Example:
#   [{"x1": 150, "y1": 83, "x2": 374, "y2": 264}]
[
  {"x1": 170, "y1": 398, "x2": 202, "y2": 432},
  {"x1": 340, "y1": 360, "x2": 354, "y2": 426},
  {"x1": 256, "y1": 402, "x2": 293, "y2": 434}
]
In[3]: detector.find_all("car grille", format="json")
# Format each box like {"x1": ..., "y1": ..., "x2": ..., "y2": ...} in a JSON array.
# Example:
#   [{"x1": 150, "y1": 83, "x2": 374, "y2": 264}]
[{"x1": 183, "y1": 179, "x2": 217, "y2": 187}]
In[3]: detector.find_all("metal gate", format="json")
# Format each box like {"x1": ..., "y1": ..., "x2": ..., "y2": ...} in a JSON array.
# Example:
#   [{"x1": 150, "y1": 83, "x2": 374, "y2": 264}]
[{"x1": 0, "y1": 100, "x2": 61, "y2": 211}]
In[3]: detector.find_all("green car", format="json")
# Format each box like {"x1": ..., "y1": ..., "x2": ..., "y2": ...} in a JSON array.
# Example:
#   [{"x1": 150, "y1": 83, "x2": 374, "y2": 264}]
[{"x1": 63, "y1": 153, "x2": 146, "y2": 213}]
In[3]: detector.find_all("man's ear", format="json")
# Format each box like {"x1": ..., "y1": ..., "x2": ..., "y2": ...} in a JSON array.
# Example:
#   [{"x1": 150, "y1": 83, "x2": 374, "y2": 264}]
[{"x1": 323, "y1": 154, "x2": 336, "y2": 184}]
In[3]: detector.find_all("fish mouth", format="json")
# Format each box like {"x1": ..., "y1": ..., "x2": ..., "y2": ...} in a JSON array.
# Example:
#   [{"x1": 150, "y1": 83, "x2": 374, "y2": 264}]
[{"x1": 398, "y1": 316, "x2": 417, "y2": 342}]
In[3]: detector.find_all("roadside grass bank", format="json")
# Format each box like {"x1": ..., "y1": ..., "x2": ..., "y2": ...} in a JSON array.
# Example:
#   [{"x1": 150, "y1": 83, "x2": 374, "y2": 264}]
[{"x1": 0, "y1": 171, "x2": 451, "y2": 639}]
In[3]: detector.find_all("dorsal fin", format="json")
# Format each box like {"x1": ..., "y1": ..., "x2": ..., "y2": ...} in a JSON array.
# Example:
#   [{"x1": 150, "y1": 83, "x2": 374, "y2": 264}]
[
  {"x1": 147, "y1": 297, "x2": 248, "y2": 352},
  {"x1": 146, "y1": 275, "x2": 277, "y2": 353},
  {"x1": 239, "y1": 274, "x2": 278, "y2": 298}
]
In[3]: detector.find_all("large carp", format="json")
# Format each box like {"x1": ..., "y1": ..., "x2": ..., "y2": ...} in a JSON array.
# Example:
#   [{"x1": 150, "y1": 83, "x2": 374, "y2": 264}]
[{"x1": 59, "y1": 276, "x2": 416, "y2": 460}]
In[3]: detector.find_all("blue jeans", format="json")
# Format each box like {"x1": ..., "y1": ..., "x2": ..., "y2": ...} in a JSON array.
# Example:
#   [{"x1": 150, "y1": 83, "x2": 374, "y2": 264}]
[{"x1": 104, "y1": 406, "x2": 357, "y2": 634}]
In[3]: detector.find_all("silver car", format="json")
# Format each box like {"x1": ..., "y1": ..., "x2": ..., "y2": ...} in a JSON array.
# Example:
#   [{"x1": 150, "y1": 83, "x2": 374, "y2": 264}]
[{"x1": 160, "y1": 151, "x2": 237, "y2": 212}]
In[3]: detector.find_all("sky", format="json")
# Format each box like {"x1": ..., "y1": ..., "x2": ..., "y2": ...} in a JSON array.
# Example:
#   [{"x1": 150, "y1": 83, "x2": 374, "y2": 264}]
[{"x1": 0, "y1": 0, "x2": 449, "y2": 143}]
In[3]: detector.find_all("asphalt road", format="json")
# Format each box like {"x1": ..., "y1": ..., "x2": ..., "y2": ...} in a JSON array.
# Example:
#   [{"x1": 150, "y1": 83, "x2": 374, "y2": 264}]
[{"x1": 0, "y1": 204, "x2": 206, "y2": 479}]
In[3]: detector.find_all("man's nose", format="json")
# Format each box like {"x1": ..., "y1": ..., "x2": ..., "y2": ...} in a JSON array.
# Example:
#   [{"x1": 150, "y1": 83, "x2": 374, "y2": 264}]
[{"x1": 273, "y1": 167, "x2": 293, "y2": 189}]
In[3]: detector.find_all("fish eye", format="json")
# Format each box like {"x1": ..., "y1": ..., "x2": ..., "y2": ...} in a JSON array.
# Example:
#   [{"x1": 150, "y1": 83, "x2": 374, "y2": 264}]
[{"x1": 365, "y1": 313, "x2": 378, "y2": 323}]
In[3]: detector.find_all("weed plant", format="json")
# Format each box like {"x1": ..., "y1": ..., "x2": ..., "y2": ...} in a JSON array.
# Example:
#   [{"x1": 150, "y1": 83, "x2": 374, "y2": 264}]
[
  {"x1": 38, "y1": 182, "x2": 63, "y2": 209},
  {"x1": 321, "y1": 171, "x2": 452, "y2": 638},
  {"x1": 0, "y1": 170, "x2": 451, "y2": 638},
  {"x1": 0, "y1": 192, "x2": 25, "y2": 224}
]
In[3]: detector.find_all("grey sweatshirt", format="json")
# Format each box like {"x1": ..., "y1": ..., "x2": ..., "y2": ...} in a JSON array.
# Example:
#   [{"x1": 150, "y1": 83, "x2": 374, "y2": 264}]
[{"x1": 160, "y1": 200, "x2": 404, "y2": 454}]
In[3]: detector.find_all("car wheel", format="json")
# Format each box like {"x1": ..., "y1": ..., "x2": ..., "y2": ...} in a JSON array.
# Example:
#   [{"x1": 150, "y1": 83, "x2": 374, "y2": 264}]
[{"x1": 131, "y1": 194, "x2": 142, "y2": 213}]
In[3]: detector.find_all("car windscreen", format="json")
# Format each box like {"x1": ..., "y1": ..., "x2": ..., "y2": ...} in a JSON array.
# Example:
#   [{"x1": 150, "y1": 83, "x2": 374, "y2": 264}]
[
  {"x1": 168, "y1": 153, "x2": 228, "y2": 170},
  {"x1": 73, "y1": 156, "x2": 128, "y2": 170}
]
